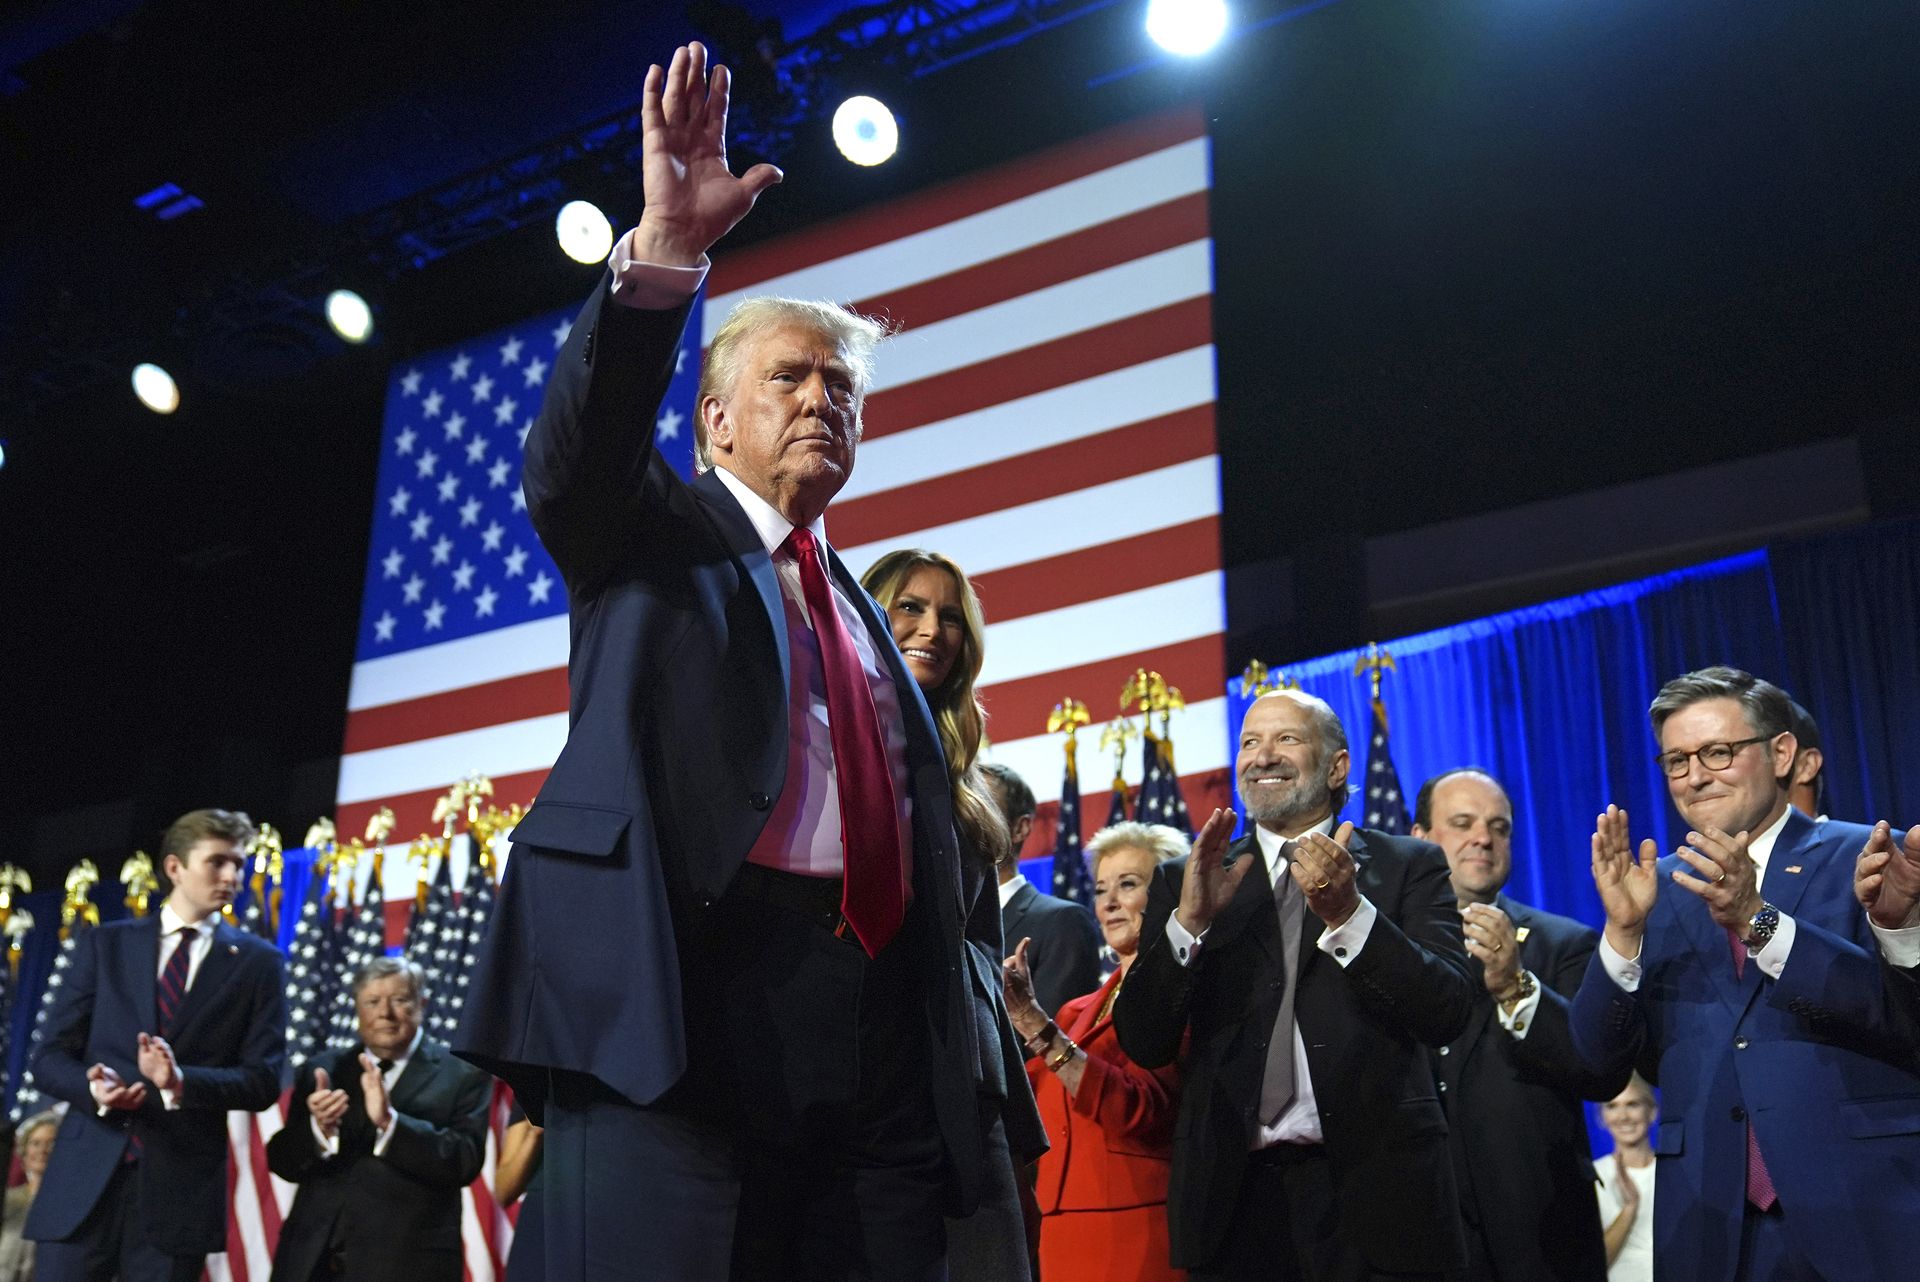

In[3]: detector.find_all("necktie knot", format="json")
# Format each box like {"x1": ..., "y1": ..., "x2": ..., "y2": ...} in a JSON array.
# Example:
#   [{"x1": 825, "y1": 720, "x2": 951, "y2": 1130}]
[
  {"x1": 377, "y1": 1058, "x2": 395, "y2": 1074},
  {"x1": 785, "y1": 526, "x2": 819, "y2": 563}
]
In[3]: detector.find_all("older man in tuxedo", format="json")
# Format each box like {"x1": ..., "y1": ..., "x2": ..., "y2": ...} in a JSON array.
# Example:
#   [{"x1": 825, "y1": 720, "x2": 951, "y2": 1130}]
[
  {"x1": 1410, "y1": 768, "x2": 1624, "y2": 1282},
  {"x1": 268, "y1": 957, "x2": 491, "y2": 1282},
  {"x1": 1574, "y1": 666, "x2": 1920, "y2": 1281},
  {"x1": 1114, "y1": 690, "x2": 1475, "y2": 1281},
  {"x1": 26, "y1": 808, "x2": 286, "y2": 1282},
  {"x1": 455, "y1": 42, "x2": 1017, "y2": 1282}
]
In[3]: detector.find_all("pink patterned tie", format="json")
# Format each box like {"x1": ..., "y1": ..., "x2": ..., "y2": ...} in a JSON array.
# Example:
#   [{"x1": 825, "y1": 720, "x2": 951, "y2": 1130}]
[
  {"x1": 785, "y1": 528, "x2": 905, "y2": 956},
  {"x1": 1728, "y1": 928, "x2": 1780, "y2": 1211}
]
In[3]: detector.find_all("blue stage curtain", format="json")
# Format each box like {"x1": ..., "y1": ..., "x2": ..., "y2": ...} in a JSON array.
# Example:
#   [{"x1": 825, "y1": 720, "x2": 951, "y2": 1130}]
[
  {"x1": 1227, "y1": 550, "x2": 1790, "y2": 930},
  {"x1": 1771, "y1": 515, "x2": 1920, "y2": 828}
]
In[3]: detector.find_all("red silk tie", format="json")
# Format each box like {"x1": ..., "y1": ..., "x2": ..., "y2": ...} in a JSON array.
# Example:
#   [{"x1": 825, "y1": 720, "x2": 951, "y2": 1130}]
[
  {"x1": 1727, "y1": 928, "x2": 1780, "y2": 1211},
  {"x1": 785, "y1": 528, "x2": 905, "y2": 956}
]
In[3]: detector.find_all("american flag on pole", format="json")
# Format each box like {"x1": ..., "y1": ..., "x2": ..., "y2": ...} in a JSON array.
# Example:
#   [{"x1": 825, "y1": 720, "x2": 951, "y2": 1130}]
[
  {"x1": 1361, "y1": 697, "x2": 1412, "y2": 834},
  {"x1": 332, "y1": 105, "x2": 1232, "y2": 850},
  {"x1": 1049, "y1": 744, "x2": 1092, "y2": 906},
  {"x1": 1137, "y1": 728, "x2": 1193, "y2": 833}
]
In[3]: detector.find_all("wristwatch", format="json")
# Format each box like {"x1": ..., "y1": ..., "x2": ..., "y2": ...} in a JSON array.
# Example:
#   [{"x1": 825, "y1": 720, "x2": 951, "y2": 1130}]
[{"x1": 1743, "y1": 902, "x2": 1781, "y2": 953}]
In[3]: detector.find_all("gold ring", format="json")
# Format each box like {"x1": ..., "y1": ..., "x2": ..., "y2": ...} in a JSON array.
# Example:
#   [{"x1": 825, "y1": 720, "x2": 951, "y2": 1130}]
[
  {"x1": 1315, "y1": 878, "x2": 1330, "y2": 890},
  {"x1": 1715, "y1": 872, "x2": 1727, "y2": 884}
]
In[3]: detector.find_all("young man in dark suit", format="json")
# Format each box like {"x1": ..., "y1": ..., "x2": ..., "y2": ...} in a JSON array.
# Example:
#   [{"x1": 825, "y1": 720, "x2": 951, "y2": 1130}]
[
  {"x1": 1410, "y1": 768, "x2": 1625, "y2": 1282},
  {"x1": 1114, "y1": 690, "x2": 1475, "y2": 1281},
  {"x1": 983, "y1": 762, "x2": 1103, "y2": 1013},
  {"x1": 268, "y1": 956, "x2": 491, "y2": 1282},
  {"x1": 26, "y1": 808, "x2": 287, "y2": 1282}
]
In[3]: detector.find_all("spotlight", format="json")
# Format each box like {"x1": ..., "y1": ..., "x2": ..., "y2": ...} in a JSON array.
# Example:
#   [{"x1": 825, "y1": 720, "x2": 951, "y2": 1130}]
[
  {"x1": 326, "y1": 289, "x2": 374, "y2": 343},
  {"x1": 132, "y1": 363, "x2": 180, "y2": 414},
  {"x1": 556, "y1": 200, "x2": 614, "y2": 265},
  {"x1": 1145, "y1": 0, "x2": 1230, "y2": 57},
  {"x1": 0, "y1": 440, "x2": 7, "y2": 472},
  {"x1": 831, "y1": 96, "x2": 898, "y2": 167}
]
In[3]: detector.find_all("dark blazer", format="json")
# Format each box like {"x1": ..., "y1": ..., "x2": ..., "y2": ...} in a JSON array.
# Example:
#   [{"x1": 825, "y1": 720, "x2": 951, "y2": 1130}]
[
  {"x1": 1114, "y1": 828, "x2": 1475, "y2": 1272},
  {"x1": 1437, "y1": 894, "x2": 1625, "y2": 1282},
  {"x1": 1002, "y1": 880, "x2": 1103, "y2": 1015},
  {"x1": 267, "y1": 1039, "x2": 492, "y2": 1282},
  {"x1": 25, "y1": 916, "x2": 286, "y2": 1255},
  {"x1": 453, "y1": 278, "x2": 1021, "y2": 1213},
  {"x1": 1570, "y1": 811, "x2": 1920, "y2": 1282}
]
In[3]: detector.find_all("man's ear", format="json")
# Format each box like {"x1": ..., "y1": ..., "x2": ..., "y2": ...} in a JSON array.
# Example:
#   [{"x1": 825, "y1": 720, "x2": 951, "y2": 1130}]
[
  {"x1": 1011, "y1": 814, "x2": 1033, "y2": 853},
  {"x1": 1410, "y1": 824, "x2": 1429, "y2": 841},
  {"x1": 1792, "y1": 746, "x2": 1824, "y2": 787},
  {"x1": 700, "y1": 395, "x2": 730, "y2": 454},
  {"x1": 161, "y1": 852, "x2": 184, "y2": 889}
]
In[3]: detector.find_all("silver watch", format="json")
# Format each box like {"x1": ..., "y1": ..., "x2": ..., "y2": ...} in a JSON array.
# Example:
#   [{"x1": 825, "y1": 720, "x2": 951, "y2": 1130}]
[{"x1": 1743, "y1": 902, "x2": 1780, "y2": 953}]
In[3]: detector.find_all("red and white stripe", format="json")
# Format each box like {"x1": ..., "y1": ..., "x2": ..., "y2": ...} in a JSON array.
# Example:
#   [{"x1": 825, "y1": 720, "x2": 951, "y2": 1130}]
[{"x1": 334, "y1": 106, "x2": 1230, "y2": 847}]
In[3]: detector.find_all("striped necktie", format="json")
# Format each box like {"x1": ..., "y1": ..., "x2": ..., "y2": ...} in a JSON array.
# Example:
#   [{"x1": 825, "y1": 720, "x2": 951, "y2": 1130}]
[{"x1": 156, "y1": 924, "x2": 195, "y2": 1036}]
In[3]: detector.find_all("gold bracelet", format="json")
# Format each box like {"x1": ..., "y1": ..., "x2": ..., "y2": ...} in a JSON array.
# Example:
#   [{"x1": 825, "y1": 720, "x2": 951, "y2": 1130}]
[{"x1": 1046, "y1": 1040, "x2": 1077, "y2": 1072}]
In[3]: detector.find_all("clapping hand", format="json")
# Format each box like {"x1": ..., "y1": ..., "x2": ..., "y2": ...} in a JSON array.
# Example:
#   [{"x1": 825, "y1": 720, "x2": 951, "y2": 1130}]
[
  {"x1": 1591, "y1": 806, "x2": 1660, "y2": 957},
  {"x1": 359, "y1": 1053, "x2": 393, "y2": 1131},
  {"x1": 1174, "y1": 808, "x2": 1250, "y2": 937},
  {"x1": 1670, "y1": 826, "x2": 1762, "y2": 934},
  {"x1": 87, "y1": 1062, "x2": 147, "y2": 1112},
  {"x1": 1290, "y1": 822, "x2": 1361, "y2": 929},
  {"x1": 1461, "y1": 902, "x2": 1521, "y2": 997},
  {"x1": 136, "y1": 1031, "x2": 180, "y2": 1093},
  {"x1": 631, "y1": 43, "x2": 783, "y2": 267},
  {"x1": 308, "y1": 1067, "x2": 350, "y2": 1140},
  {"x1": 1856, "y1": 821, "x2": 1920, "y2": 931}
]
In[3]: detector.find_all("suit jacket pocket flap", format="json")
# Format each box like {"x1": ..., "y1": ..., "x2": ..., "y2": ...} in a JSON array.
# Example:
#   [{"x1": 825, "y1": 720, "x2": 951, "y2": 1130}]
[
  {"x1": 511, "y1": 802, "x2": 631, "y2": 858},
  {"x1": 1839, "y1": 1096, "x2": 1920, "y2": 1139},
  {"x1": 1652, "y1": 1120, "x2": 1683, "y2": 1155}
]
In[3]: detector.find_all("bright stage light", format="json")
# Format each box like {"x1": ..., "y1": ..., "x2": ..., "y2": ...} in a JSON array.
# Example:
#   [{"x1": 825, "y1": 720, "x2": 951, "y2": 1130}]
[
  {"x1": 1145, "y1": 0, "x2": 1230, "y2": 57},
  {"x1": 832, "y1": 96, "x2": 899, "y2": 167},
  {"x1": 556, "y1": 200, "x2": 614, "y2": 265},
  {"x1": 132, "y1": 363, "x2": 180, "y2": 414},
  {"x1": 0, "y1": 441, "x2": 7, "y2": 472},
  {"x1": 326, "y1": 289, "x2": 374, "y2": 343}
]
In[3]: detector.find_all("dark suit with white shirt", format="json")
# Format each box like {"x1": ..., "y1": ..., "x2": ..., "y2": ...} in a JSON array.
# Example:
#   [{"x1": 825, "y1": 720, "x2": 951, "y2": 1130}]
[
  {"x1": 26, "y1": 914, "x2": 286, "y2": 1282},
  {"x1": 1114, "y1": 825, "x2": 1474, "y2": 1279},
  {"x1": 266, "y1": 1039, "x2": 492, "y2": 1282},
  {"x1": 1001, "y1": 877, "x2": 1102, "y2": 1014}
]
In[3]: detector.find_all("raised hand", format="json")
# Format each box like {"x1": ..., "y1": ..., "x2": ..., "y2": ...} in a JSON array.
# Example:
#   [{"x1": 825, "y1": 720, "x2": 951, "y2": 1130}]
[
  {"x1": 1462, "y1": 902, "x2": 1521, "y2": 997},
  {"x1": 308, "y1": 1066, "x2": 350, "y2": 1140},
  {"x1": 1856, "y1": 821, "x2": 1920, "y2": 931},
  {"x1": 1592, "y1": 805, "x2": 1659, "y2": 957},
  {"x1": 1670, "y1": 826, "x2": 1761, "y2": 934},
  {"x1": 631, "y1": 42, "x2": 783, "y2": 267},
  {"x1": 1000, "y1": 937, "x2": 1049, "y2": 1042},
  {"x1": 359, "y1": 1052, "x2": 393, "y2": 1131},
  {"x1": 136, "y1": 1031, "x2": 180, "y2": 1093},
  {"x1": 1174, "y1": 808, "x2": 1251, "y2": 937},
  {"x1": 1290, "y1": 822, "x2": 1361, "y2": 929},
  {"x1": 87, "y1": 1062, "x2": 148, "y2": 1112},
  {"x1": 1613, "y1": 1151, "x2": 1641, "y2": 1217}
]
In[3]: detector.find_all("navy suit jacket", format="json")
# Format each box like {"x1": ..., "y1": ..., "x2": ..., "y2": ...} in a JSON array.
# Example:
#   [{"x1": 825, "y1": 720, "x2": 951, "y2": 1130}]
[
  {"x1": 454, "y1": 278, "x2": 1018, "y2": 1211},
  {"x1": 1437, "y1": 895, "x2": 1624, "y2": 1282},
  {"x1": 1001, "y1": 879, "x2": 1102, "y2": 1015},
  {"x1": 25, "y1": 915, "x2": 287, "y2": 1255},
  {"x1": 1570, "y1": 811, "x2": 1920, "y2": 1281},
  {"x1": 1114, "y1": 828, "x2": 1475, "y2": 1272}
]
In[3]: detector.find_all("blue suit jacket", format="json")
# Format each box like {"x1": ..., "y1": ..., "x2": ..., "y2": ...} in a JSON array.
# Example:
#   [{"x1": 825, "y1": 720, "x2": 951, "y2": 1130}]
[
  {"x1": 454, "y1": 279, "x2": 1014, "y2": 1211},
  {"x1": 25, "y1": 915, "x2": 287, "y2": 1255},
  {"x1": 1570, "y1": 811, "x2": 1920, "y2": 1281}
]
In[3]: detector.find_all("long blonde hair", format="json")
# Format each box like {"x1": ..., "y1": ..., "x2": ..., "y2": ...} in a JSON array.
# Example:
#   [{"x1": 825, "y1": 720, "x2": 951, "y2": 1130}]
[{"x1": 861, "y1": 549, "x2": 1010, "y2": 870}]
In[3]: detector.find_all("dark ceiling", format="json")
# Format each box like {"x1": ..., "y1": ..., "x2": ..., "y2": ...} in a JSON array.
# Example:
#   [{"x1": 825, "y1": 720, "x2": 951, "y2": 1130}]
[{"x1": 3, "y1": 0, "x2": 1917, "y2": 873}]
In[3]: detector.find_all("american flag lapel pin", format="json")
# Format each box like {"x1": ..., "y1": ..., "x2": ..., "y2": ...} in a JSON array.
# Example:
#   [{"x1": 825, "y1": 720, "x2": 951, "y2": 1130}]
[{"x1": 1784, "y1": 865, "x2": 1803, "y2": 874}]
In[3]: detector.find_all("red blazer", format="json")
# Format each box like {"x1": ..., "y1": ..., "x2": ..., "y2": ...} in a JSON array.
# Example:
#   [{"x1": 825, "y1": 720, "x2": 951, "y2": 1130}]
[{"x1": 1026, "y1": 967, "x2": 1182, "y2": 1215}]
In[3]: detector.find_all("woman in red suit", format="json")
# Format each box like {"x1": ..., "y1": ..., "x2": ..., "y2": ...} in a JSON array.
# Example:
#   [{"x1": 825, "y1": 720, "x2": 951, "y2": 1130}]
[{"x1": 1003, "y1": 821, "x2": 1190, "y2": 1282}]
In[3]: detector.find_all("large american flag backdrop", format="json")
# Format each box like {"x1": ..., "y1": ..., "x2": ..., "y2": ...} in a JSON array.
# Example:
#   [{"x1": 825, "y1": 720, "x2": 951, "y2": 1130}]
[{"x1": 212, "y1": 105, "x2": 1235, "y2": 1279}]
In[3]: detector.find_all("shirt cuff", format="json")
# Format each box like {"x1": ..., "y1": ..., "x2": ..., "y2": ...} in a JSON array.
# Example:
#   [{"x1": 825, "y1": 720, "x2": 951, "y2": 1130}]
[
  {"x1": 161, "y1": 1075, "x2": 185, "y2": 1110},
  {"x1": 1751, "y1": 912, "x2": 1796, "y2": 980},
  {"x1": 1599, "y1": 933, "x2": 1643, "y2": 993},
  {"x1": 1495, "y1": 973, "x2": 1543, "y2": 1039},
  {"x1": 310, "y1": 1117, "x2": 340, "y2": 1158},
  {"x1": 1165, "y1": 914, "x2": 1205, "y2": 967},
  {"x1": 371, "y1": 1111, "x2": 400, "y2": 1158},
  {"x1": 1871, "y1": 920, "x2": 1920, "y2": 969},
  {"x1": 1315, "y1": 897, "x2": 1376, "y2": 966},
  {"x1": 606, "y1": 229, "x2": 709, "y2": 310}
]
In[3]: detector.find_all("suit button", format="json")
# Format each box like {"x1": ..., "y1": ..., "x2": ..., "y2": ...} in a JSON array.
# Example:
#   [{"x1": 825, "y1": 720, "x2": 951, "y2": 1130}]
[
  {"x1": 748, "y1": 792, "x2": 771, "y2": 810},
  {"x1": 1438, "y1": 1046, "x2": 1451, "y2": 1056},
  {"x1": 1731, "y1": 1105, "x2": 1746, "y2": 1122},
  {"x1": 1734, "y1": 1036, "x2": 1749, "y2": 1050}
]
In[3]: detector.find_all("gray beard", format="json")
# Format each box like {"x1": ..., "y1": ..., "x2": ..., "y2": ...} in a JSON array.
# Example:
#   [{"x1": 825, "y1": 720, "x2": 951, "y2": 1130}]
[{"x1": 1243, "y1": 778, "x2": 1331, "y2": 829}]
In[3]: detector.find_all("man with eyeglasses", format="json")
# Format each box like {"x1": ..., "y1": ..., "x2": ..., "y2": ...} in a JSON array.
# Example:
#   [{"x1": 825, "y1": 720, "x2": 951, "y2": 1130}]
[{"x1": 1570, "y1": 665, "x2": 1920, "y2": 1282}]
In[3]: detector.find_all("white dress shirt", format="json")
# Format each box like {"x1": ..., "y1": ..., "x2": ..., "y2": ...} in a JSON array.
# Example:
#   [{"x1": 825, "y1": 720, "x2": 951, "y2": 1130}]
[
  {"x1": 1599, "y1": 805, "x2": 1798, "y2": 990},
  {"x1": 313, "y1": 1026, "x2": 424, "y2": 1158},
  {"x1": 1165, "y1": 818, "x2": 1377, "y2": 1146},
  {"x1": 93, "y1": 904, "x2": 215, "y2": 1114},
  {"x1": 998, "y1": 873, "x2": 1030, "y2": 910}
]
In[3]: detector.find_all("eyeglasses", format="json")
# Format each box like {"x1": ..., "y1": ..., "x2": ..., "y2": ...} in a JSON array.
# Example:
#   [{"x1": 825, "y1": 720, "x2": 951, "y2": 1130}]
[{"x1": 1655, "y1": 736, "x2": 1771, "y2": 779}]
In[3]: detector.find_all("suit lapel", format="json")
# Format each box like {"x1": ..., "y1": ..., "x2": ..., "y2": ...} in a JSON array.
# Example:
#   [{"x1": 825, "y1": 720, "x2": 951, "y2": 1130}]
[
  {"x1": 130, "y1": 915, "x2": 162, "y2": 1031},
  {"x1": 391, "y1": 1039, "x2": 442, "y2": 1112},
  {"x1": 691, "y1": 469, "x2": 791, "y2": 695},
  {"x1": 167, "y1": 920, "x2": 243, "y2": 1044},
  {"x1": 1761, "y1": 810, "x2": 1820, "y2": 918},
  {"x1": 1003, "y1": 881, "x2": 1037, "y2": 940}
]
